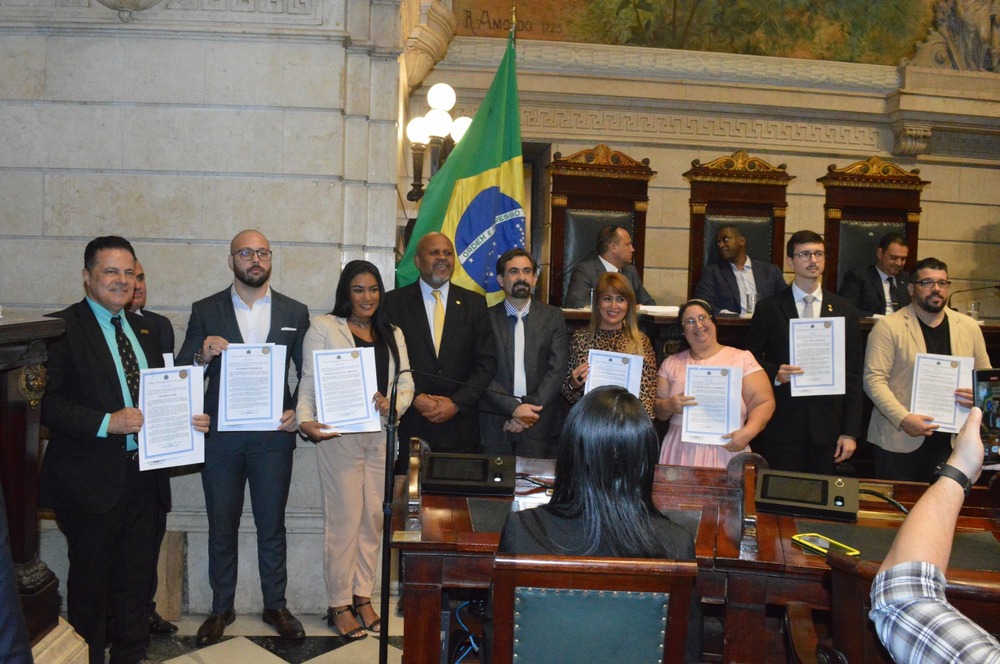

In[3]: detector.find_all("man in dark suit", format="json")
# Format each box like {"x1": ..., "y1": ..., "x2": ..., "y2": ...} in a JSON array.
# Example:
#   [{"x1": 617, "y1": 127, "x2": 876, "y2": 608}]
[
  {"x1": 130, "y1": 259, "x2": 175, "y2": 357},
  {"x1": 480, "y1": 249, "x2": 568, "y2": 458},
  {"x1": 564, "y1": 225, "x2": 656, "y2": 308},
  {"x1": 839, "y1": 232, "x2": 911, "y2": 316},
  {"x1": 385, "y1": 232, "x2": 496, "y2": 458},
  {"x1": 0, "y1": 481, "x2": 31, "y2": 664},
  {"x1": 693, "y1": 225, "x2": 785, "y2": 314},
  {"x1": 177, "y1": 229, "x2": 309, "y2": 645},
  {"x1": 125, "y1": 259, "x2": 177, "y2": 636},
  {"x1": 40, "y1": 236, "x2": 209, "y2": 664},
  {"x1": 744, "y1": 230, "x2": 863, "y2": 475}
]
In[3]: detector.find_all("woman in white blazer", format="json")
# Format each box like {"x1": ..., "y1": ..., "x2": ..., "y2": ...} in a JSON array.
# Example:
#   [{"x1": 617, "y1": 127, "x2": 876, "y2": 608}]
[{"x1": 297, "y1": 260, "x2": 413, "y2": 641}]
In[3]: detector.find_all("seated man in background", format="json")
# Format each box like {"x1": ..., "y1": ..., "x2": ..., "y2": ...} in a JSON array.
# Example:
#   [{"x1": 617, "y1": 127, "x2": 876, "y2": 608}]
[
  {"x1": 693, "y1": 225, "x2": 784, "y2": 314},
  {"x1": 564, "y1": 225, "x2": 655, "y2": 308},
  {"x1": 870, "y1": 406, "x2": 1000, "y2": 664},
  {"x1": 840, "y1": 232, "x2": 911, "y2": 316}
]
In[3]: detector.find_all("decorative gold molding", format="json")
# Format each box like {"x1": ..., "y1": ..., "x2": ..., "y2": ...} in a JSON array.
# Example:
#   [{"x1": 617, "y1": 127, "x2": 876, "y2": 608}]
[
  {"x1": 818, "y1": 156, "x2": 929, "y2": 191},
  {"x1": 551, "y1": 194, "x2": 568, "y2": 208},
  {"x1": 773, "y1": 207, "x2": 788, "y2": 218},
  {"x1": 683, "y1": 150, "x2": 794, "y2": 186},
  {"x1": 691, "y1": 203, "x2": 707, "y2": 214},
  {"x1": 548, "y1": 144, "x2": 656, "y2": 181},
  {"x1": 826, "y1": 208, "x2": 843, "y2": 220},
  {"x1": 907, "y1": 212, "x2": 921, "y2": 223},
  {"x1": 634, "y1": 200, "x2": 649, "y2": 212},
  {"x1": 19, "y1": 364, "x2": 47, "y2": 410}
]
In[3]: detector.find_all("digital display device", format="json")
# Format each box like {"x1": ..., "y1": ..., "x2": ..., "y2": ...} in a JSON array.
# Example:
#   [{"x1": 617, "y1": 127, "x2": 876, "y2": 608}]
[
  {"x1": 755, "y1": 469, "x2": 859, "y2": 522},
  {"x1": 974, "y1": 369, "x2": 1000, "y2": 466},
  {"x1": 421, "y1": 453, "x2": 516, "y2": 496}
]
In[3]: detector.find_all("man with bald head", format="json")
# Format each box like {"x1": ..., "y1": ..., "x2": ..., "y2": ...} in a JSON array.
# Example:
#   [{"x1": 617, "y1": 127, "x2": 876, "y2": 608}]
[
  {"x1": 178, "y1": 229, "x2": 310, "y2": 645},
  {"x1": 693, "y1": 225, "x2": 785, "y2": 314},
  {"x1": 385, "y1": 233, "x2": 496, "y2": 461}
]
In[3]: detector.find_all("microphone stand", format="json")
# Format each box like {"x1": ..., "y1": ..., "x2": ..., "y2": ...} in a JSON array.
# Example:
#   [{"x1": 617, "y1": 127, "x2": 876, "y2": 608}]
[
  {"x1": 946, "y1": 284, "x2": 1000, "y2": 311},
  {"x1": 378, "y1": 368, "x2": 409, "y2": 664}
]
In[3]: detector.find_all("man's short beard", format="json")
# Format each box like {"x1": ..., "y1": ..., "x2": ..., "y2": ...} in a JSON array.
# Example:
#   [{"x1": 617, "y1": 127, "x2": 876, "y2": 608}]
[{"x1": 236, "y1": 268, "x2": 270, "y2": 288}]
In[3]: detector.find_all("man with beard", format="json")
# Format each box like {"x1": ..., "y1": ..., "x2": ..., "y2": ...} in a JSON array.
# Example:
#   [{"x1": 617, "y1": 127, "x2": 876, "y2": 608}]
[
  {"x1": 864, "y1": 257, "x2": 990, "y2": 482},
  {"x1": 479, "y1": 248, "x2": 568, "y2": 458},
  {"x1": 385, "y1": 233, "x2": 496, "y2": 461},
  {"x1": 693, "y1": 225, "x2": 785, "y2": 314},
  {"x1": 839, "y1": 232, "x2": 912, "y2": 317},
  {"x1": 177, "y1": 229, "x2": 310, "y2": 645},
  {"x1": 744, "y1": 230, "x2": 863, "y2": 475}
]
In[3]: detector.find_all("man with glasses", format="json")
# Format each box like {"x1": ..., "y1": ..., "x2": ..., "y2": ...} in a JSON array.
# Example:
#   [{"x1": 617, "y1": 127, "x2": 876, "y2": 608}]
[
  {"x1": 840, "y1": 232, "x2": 911, "y2": 316},
  {"x1": 177, "y1": 229, "x2": 310, "y2": 645},
  {"x1": 864, "y1": 257, "x2": 990, "y2": 482},
  {"x1": 745, "y1": 230, "x2": 863, "y2": 474},
  {"x1": 693, "y1": 225, "x2": 785, "y2": 314}
]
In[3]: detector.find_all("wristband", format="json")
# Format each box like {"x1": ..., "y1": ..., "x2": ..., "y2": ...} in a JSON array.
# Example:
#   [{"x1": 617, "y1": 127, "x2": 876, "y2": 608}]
[{"x1": 934, "y1": 463, "x2": 972, "y2": 494}]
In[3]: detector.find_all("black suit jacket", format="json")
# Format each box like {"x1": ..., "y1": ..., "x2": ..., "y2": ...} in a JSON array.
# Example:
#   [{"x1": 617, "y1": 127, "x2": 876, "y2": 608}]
[
  {"x1": 692, "y1": 259, "x2": 786, "y2": 313},
  {"x1": 385, "y1": 281, "x2": 496, "y2": 452},
  {"x1": 564, "y1": 257, "x2": 656, "y2": 308},
  {"x1": 40, "y1": 300, "x2": 167, "y2": 514},
  {"x1": 839, "y1": 265, "x2": 911, "y2": 317},
  {"x1": 480, "y1": 300, "x2": 568, "y2": 454},
  {"x1": 743, "y1": 287, "x2": 863, "y2": 446},
  {"x1": 139, "y1": 308, "x2": 175, "y2": 356},
  {"x1": 176, "y1": 287, "x2": 309, "y2": 452}
]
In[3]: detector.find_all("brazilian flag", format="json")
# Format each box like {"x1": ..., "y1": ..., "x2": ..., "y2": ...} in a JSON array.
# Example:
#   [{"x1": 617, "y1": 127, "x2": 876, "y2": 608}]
[{"x1": 396, "y1": 33, "x2": 525, "y2": 305}]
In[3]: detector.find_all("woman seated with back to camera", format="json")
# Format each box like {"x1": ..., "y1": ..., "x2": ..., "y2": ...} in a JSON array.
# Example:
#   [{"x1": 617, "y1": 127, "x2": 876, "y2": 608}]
[
  {"x1": 498, "y1": 386, "x2": 701, "y2": 662},
  {"x1": 655, "y1": 298, "x2": 775, "y2": 469},
  {"x1": 561, "y1": 271, "x2": 658, "y2": 417}
]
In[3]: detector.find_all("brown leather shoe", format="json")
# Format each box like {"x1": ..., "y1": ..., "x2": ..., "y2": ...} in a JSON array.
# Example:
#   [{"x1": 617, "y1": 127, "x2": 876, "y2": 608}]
[
  {"x1": 149, "y1": 609, "x2": 179, "y2": 635},
  {"x1": 261, "y1": 607, "x2": 305, "y2": 640},
  {"x1": 196, "y1": 610, "x2": 235, "y2": 646}
]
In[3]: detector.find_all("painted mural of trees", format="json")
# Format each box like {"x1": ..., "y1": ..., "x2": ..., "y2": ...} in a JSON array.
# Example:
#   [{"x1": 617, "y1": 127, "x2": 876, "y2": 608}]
[{"x1": 571, "y1": 0, "x2": 936, "y2": 65}]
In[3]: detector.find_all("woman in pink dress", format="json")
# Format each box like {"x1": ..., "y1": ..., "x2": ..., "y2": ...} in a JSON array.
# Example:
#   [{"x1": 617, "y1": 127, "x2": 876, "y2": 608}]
[{"x1": 655, "y1": 299, "x2": 775, "y2": 469}]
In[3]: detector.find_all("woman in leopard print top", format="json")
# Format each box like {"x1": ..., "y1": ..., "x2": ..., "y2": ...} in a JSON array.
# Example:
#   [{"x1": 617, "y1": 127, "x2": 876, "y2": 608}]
[{"x1": 562, "y1": 272, "x2": 657, "y2": 418}]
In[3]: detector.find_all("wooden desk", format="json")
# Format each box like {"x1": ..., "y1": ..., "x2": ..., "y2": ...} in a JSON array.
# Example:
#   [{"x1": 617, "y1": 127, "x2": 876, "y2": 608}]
[{"x1": 392, "y1": 456, "x2": 1000, "y2": 663}]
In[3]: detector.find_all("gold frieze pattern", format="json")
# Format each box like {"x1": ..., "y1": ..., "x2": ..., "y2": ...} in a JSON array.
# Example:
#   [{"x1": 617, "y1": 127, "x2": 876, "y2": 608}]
[
  {"x1": 818, "y1": 156, "x2": 929, "y2": 191},
  {"x1": 548, "y1": 144, "x2": 656, "y2": 181}
]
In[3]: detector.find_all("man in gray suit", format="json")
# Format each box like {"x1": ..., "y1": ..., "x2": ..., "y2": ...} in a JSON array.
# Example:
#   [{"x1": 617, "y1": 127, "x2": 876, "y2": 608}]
[
  {"x1": 564, "y1": 225, "x2": 656, "y2": 308},
  {"x1": 480, "y1": 249, "x2": 568, "y2": 458},
  {"x1": 693, "y1": 225, "x2": 785, "y2": 314},
  {"x1": 177, "y1": 229, "x2": 309, "y2": 645}
]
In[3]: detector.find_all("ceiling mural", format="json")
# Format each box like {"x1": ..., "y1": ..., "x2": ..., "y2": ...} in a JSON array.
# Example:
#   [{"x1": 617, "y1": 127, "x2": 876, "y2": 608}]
[{"x1": 455, "y1": 0, "x2": 939, "y2": 66}]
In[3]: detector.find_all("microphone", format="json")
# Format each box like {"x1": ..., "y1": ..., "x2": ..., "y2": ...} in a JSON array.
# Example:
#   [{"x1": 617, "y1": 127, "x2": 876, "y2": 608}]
[{"x1": 946, "y1": 284, "x2": 1000, "y2": 310}]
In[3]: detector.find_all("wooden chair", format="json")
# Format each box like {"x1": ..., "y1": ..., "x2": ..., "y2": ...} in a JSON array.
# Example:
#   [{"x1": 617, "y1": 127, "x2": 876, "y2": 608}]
[
  {"x1": 683, "y1": 150, "x2": 793, "y2": 300},
  {"x1": 817, "y1": 156, "x2": 928, "y2": 292},
  {"x1": 787, "y1": 550, "x2": 1000, "y2": 664},
  {"x1": 492, "y1": 554, "x2": 697, "y2": 664},
  {"x1": 546, "y1": 144, "x2": 656, "y2": 306}
]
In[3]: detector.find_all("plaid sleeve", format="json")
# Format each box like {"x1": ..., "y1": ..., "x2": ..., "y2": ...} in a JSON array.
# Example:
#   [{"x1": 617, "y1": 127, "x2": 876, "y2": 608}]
[{"x1": 870, "y1": 561, "x2": 1000, "y2": 664}]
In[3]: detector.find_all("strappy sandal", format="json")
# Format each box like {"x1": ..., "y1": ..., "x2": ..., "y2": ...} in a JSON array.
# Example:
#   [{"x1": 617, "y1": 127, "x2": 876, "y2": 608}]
[
  {"x1": 352, "y1": 599, "x2": 382, "y2": 633},
  {"x1": 326, "y1": 606, "x2": 367, "y2": 641}
]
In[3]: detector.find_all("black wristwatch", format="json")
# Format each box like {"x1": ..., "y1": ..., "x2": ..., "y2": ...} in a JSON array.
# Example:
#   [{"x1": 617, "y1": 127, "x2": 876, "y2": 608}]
[{"x1": 934, "y1": 463, "x2": 972, "y2": 494}]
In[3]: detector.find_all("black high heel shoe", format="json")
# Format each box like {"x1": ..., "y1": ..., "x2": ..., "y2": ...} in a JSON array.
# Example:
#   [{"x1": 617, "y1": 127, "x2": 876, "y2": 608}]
[
  {"x1": 326, "y1": 606, "x2": 367, "y2": 641},
  {"x1": 352, "y1": 599, "x2": 382, "y2": 633}
]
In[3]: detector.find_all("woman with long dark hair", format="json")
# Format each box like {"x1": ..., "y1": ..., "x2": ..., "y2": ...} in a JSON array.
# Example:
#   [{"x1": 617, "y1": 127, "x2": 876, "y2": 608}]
[
  {"x1": 497, "y1": 386, "x2": 700, "y2": 660},
  {"x1": 296, "y1": 260, "x2": 412, "y2": 641}
]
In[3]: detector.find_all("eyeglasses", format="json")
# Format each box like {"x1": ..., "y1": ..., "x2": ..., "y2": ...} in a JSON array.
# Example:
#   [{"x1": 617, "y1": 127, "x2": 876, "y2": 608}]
[
  {"x1": 912, "y1": 279, "x2": 951, "y2": 289},
  {"x1": 681, "y1": 315, "x2": 712, "y2": 328},
  {"x1": 232, "y1": 249, "x2": 273, "y2": 262},
  {"x1": 792, "y1": 250, "x2": 825, "y2": 260}
]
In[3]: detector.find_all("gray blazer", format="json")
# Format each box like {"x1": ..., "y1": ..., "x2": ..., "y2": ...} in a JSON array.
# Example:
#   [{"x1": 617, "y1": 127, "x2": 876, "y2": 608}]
[
  {"x1": 177, "y1": 286, "x2": 309, "y2": 451},
  {"x1": 693, "y1": 259, "x2": 785, "y2": 313},
  {"x1": 480, "y1": 300, "x2": 568, "y2": 457},
  {"x1": 564, "y1": 257, "x2": 655, "y2": 308}
]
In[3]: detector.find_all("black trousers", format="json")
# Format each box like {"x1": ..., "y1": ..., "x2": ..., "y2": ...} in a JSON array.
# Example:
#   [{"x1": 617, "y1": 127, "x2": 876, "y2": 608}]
[
  {"x1": 57, "y1": 459, "x2": 159, "y2": 664},
  {"x1": 873, "y1": 433, "x2": 952, "y2": 483},
  {"x1": 752, "y1": 437, "x2": 837, "y2": 476}
]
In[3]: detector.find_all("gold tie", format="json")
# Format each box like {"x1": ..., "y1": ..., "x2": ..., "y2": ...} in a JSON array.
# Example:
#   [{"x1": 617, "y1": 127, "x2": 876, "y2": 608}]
[{"x1": 432, "y1": 290, "x2": 445, "y2": 355}]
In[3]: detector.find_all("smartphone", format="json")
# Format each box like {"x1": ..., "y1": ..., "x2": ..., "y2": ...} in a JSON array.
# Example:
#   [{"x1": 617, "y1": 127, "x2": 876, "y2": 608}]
[
  {"x1": 791, "y1": 532, "x2": 860, "y2": 557},
  {"x1": 973, "y1": 369, "x2": 1000, "y2": 465}
]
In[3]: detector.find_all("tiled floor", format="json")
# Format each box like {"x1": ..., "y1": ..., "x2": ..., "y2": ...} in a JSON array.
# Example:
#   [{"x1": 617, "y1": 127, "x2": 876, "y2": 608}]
[{"x1": 146, "y1": 611, "x2": 404, "y2": 663}]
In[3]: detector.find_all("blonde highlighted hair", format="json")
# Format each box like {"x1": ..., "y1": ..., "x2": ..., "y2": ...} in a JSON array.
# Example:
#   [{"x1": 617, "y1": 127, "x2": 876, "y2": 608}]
[{"x1": 589, "y1": 271, "x2": 643, "y2": 355}]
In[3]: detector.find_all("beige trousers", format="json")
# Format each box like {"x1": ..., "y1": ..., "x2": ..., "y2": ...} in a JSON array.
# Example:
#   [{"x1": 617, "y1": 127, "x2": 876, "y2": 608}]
[{"x1": 315, "y1": 429, "x2": 385, "y2": 607}]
